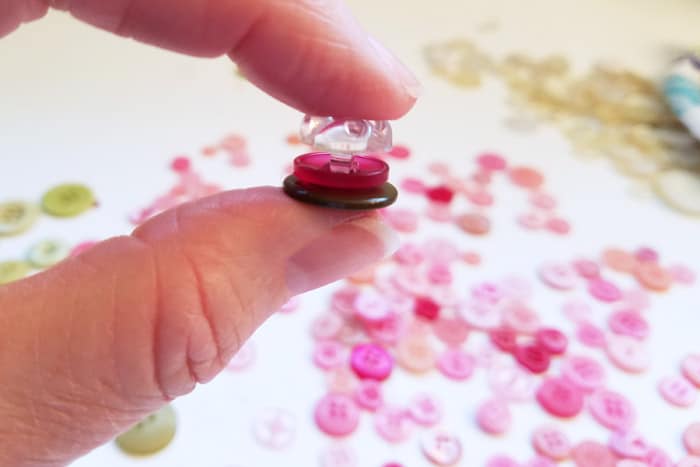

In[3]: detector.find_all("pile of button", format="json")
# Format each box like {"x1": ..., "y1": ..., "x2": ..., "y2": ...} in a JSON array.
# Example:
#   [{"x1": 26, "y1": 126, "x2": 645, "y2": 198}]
[
  {"x1": 424, "y1": 39, "x2": 700, "y2": 217},
  {"x1": 306, "y1": 236, "x2": 696, "y2": 466},
  {"x1": 0, "y1": 183, "x2": 97, "y2": 284}
]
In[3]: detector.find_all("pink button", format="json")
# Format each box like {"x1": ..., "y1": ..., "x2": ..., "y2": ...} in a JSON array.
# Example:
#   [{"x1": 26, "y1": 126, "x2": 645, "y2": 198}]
[
  {"x1": 354, "y1": 380, "x2": 383, "y2": 411},
  {"x1": 226, "y1": 341, "x2": 256, "y2": 371},
  {"x1": 606, "y1": 336, "x2": 650, "y2": 373},
  {"x1": 393, "y1": 243, "x2": 425, "y2": 266},
  {"x1": 677, "y1": 456, "x2": 700, "y2": 467},
  {"x1": 532, "y1": 426, "x2": 571, "y2": 460},
  {"x1": 437, "y1": 349, "x2": 476, "y2": 381},
  {"x1": 353, "y1": 291, "x2": 392, "y2": 323},
  {"x1": 432, "y1": 318, "x2": 469, "y2": 346},
  {"x1": 314, "y1": 341, "x2": 347, "y2": 371},
  {"x1": 488, "y1": 362, "x2": 537, "y2": 402},
  {"x1": 588, "y1": 389, "x2": 636, "y2": 431},
  {"x1": 381, "y1": 207, "x2": 419, "y2": 233},
  {"x1": 458, "y1": 300, "x2": 500, "y2": 330},
  {"x1": 546, "y1": 217, "x2": 571, "y2": 235},
  {"x1": 467, "y1": 189, "x2": 494, "y2": 206},
  {"x1": 562, "y1": 299, "x2": 593, "y2": 323},
  {"x1": 490, "y1": 327, "x2": 519, "y2": 353},
  {"x1": 408, "y1": 394, "x2": 442, "y2": 427},
  {"x1": 608, "y1": 310, "x2": 649, "y2": 340},
  {"x1": 518, "y1": 211, "x2": 548, "y2": 230},
  {"x1": 471, "y1": 281, "x2": 505, "y2": 304},
  {"x1": 350, "y1": 343, "x2": 393, "y2": 381},
  {"x1": 644, "y1": 447, "x2": 673, "y2": 467},
  {"x1": 326, "y1": 368, "x2": 359, "y2": 394},
  {"x1": 658, "y1": 376, "x2": 697, "y2": 407},
  {"x1": 561, "y1": 355, "x2": 606, "y2": 391},
  {"x1": 367, "y1": 312, "x2": 405, "y2": 345},
  {"x1": 331, "y1": 287, "x2": 360, "y2": 317},
  {"x1": 588, "y1": 278, "x2": 623, "y2": 302},
  {"x1": 422, "y1": 238, "x2": 460, "y2": 264},
  {"x1": 609, "y1": 431, "x2": 650, "y2": 459},
  {"x1": 576, "y1": 321, "x2": 607, "y2": 348},
  {"x1": 621, "y1": 288, "x2": 651, "y2": 311},
  {"x1": 571, "y1": 441, "x2": 618, "y2": 467},
  {"x1": 669, "y1": 264, "x2": 696, "y2": 285},
  {"x1": 401, "y1": 177, "x2": 427, "y2": 194},
  {"x1": 420, "y1": 430, "x2": 462, "y2": 466},
  {"x1": 682, "y1": 354, "x2": 700, "y2": 387},
  {"x1": 502, "y1": 304, "x2": 541, "y2": 334},
  {"x1": 634, "y1": 246, "x2": 659, "y2": 262},
  {"x1": 500, "y1": 275, "x2": 534, "y2": 300},
  {"x1": 320, "y1": 444, "x2": 357, "y2": 467},
  {"x1": 530, "y1": 192, "x2": 557, "y2": 210},
  {"x1": 413, "y1": 296, "x2": 441, "y2": 321},
  {"x1": 536, "y1": 378, "x2": 584, "y2": 418},
  {"x1": 684, "y1": 423, "x2": 700, "y2": 456},
  {"x1": 515, "y1": 344, "x2": 551, "y2": 374},
  {"x1": 252, "y1": 408, "x2": 296, "y2": 450},
  {"x1": 374, "y1": 405, "x2": 412, "y2": 443},
  {"x1": 314, "y1": 394, "x2": 360, "y2": 437},
  {"x1": 278, "y1": 296, "x2": 300, "y2": 313},
  {"x1": 476, "y1": 399, "x2": 512, "y2": 435},
  {"x1": 539, "y1": 262, "x2": 578, "y2": 290},
  {"x1": 573, "y1": 259, "x2": 600, "y2": 279},
  {"x1": 427, "y1": 263, "x2": 453, "y2": 285},
  {"x1": 311, "y1": 313, "x2": 344, "y2": 340},
  {"x1": 477, "y1": 153, "x2": 508, "y2": 171},
  {"x1": 486, "y1": 455, "x2": 522, "y2": 467},
  {"x1": 535, "y1": 328, "x2": 568, "y2": 355}
]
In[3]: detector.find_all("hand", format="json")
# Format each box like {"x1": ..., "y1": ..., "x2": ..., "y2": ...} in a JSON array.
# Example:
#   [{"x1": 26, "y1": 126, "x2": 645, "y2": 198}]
[{"x1": 0, "y1": 1, "x2": 417, "y2": 465}]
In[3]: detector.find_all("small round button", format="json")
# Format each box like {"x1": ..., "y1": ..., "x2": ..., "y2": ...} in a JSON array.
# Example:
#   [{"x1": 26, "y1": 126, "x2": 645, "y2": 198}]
[
  {"x1": 0, "y1": 201, "x2": 39, "y2": 236},
  {"x1": 41, "y1": 183, "x2": 95, "y2": 217},
  {"x1": 0, "y1": 261, "x2": 32, "y2": 285},
  {"x1": 536, "y1": 378, "x2": 584, "y2": 418},
  {"x1": 314, "y1": 393, "x2": 360, "y2": 437},
  {"x1": 26, "y1": 239, "x2": 70, "y2": 268},
  {"x1": 283, "y1": 174, "x2": 397, "y2": 210},
  {"x1": 115, "y1": 405, "x2": 177, "y2": 456}
]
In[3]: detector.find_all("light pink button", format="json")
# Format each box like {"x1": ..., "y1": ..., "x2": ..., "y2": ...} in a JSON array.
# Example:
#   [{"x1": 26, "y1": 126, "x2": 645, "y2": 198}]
[
  {"x1": 320, "y1": 444, "x2": 357, "y2": 467},
  {"x1": 422, "y1": 238, "x2": 460, "y2": 264},
  {"x1": 576, "y1": 321, "x2": 607, "y2": 348},
  {"x1": 354, "y1": 380, "x2": 383, "y2": 411},
  {"x1": 408, "y1": 394, "x2": 442, "y2": 427},
  {"x1": 486, "y1": 455, "x2": 521, "y2": 467},
  {"x1": 644, "y1": 447, "x2": 673, "y2": 467},
  {"x1": 437, "y1": 348, "x2": 476, "y2": 380},
  {"x1": 353, "y1": 291, "x2": 392, "y2": 323},
  {"x1": 331, "y1": 287, "x2": 360, "y2": 317},
  {"x1": 477, "y1": 399, "x2": 512, "y2": 435},
  {"x1": 530, "y1": 192, "x2": 557, "y2": 210},
  {"x1": 374, "y1": 405, "x2": 412, "y2": 443},
  {"x1": 682, "y1": 354, "x2": 700, "y2": 387},
  {"x1": 561, "y1": 355, "x2": 606, "y2": 391},
  {"x1": 427, "y1": 262, "x2": 453, "y2": 285},
  {"x1": 669, "y1": 264, "x2": 696, "y2": 285},
  {"x1": 401, "y1": 177, "x2": 427, "y2": 194},
  {"x1": 314, "y1": 341, "x2": 347, "y2": 371},
  {"x1": 539, "y1": 262, "x2": 578, "y2": 290},
  {"x1": 546, "y1": 217, "x2": 571, "y2": 235},
  {"x1": 311, "y1": 314, "x2": 344, "y2": 341},
  {"x1": 393, "y1": 243, "x2": 425, "y2": 266},
  {"x1": 381, "y1": 208, "x2": 419, "y2": 233},
  {"x1": 226, "y1": 341, "x2": 256, "y2": 371},
  {"x1": 562, "y1": 299, "x2": 593, "y2": 323},
  {"x1": 252, "y1": 408, "x2": 296, "y2": 450},
  {"x1": 608, "y1": 310, "x2": 649, "y2": 340},
  {"x1": 609, "y1": 431, "x2": 650, "y2": 459},
  {"x1": 573, "y1": 259, "x2": 600, "y2": 279},
  {"x1": 500, "y1": 276, "x2": 534, "y2": 300},
  {"x1": 420, "y1": 430, "x2": 462, "y2": 466},
  {"x1": 518, "y1": 211, "x2": 548, "y2": 230},
  {"x1": 326, "y1": 368, "x2": 359, "y2": 394},
  {"x1": 278, "y1": 296, "x2": 300, "y2": 313},
  {"x1": 588, "y1": 278, "x2": 623, "y2": 302},
  {"x1": 677, "y1": 456, "x2": 700, "y2": 467},
  {"x1": 477, "y1": 153, "x2": 508, "y2": 171},
  {"x1": 471, "y1": 281, "x2": 505, "y2": 304},
  {"x1": 658, "y1": 376, "x2": 697, "y2": 407},
  {"x1": 458, "y1": 300, "x2": 500, "y2": 330},
  {"x1": 620, "y1": 289, "x2": 650, "y2": 312},
  {"x1": 502, "y1": 304, "x2": 541, "y2": 334},
  {"x1": 523, "y1": 457, "x2": 556, "y2": 467},
  {"x1": 314, "y1": 393, "x2": 360, "y2": 437},
  {"x1": 366, "y1": 312, "x2": 405, "y2": 346},
  {"x1": 571, "y1": 441, "x2": 618, "y2": 467},
  {"x1": 433, "y1": 318, "x2": 469, "y2": 346},
  {"x1": 588, "y1": 389, "x2": 636, "y2": 431},
  {"x1": 488, "y1": 362, "x2": 537, "y2": 402},
  {"x1": 606, "y1": 335, "x2": 650, "y2": 373},
  {"x1": 532, "y1": 426, "x2": 571, "y2": 460},
  {"x1": 350, "y1": 343, "x2": 393, "y2": 381},
  {"x1": 684, "y1": 423, "x2": 700, "y2": 456}
]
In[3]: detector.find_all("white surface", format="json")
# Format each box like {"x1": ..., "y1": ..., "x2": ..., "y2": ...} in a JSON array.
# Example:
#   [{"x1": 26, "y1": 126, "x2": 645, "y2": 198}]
[{"x1": 1, "y1": 1, "x2": 700, "y2": 466}]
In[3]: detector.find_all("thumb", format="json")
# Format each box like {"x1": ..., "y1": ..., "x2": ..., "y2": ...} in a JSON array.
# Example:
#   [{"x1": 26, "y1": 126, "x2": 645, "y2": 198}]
[{"x1": 0, "y1": 186, "x2": 397, "y2": 466}]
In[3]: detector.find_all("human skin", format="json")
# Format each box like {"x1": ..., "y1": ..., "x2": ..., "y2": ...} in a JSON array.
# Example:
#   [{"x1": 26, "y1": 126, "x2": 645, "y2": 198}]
[{"x1": 0, "y1": 1, "x2": 418, "y2": 465}]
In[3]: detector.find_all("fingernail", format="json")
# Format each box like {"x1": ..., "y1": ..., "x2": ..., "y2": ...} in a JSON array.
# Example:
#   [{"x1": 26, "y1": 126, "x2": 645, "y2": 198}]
[
  {"x1": 368, "y1": 36, "x2": 423, "y2": 99},
  {"x1": 286, "y1": 215, "x2": 399, "y2": 295}
]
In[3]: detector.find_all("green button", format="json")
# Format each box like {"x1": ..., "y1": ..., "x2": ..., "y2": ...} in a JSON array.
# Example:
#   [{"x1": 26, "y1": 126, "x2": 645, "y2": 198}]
[
  {"x1": 116, "y1": 405, "x2": 177, "y2": 456},
  {"x1": 27, "y1": 239, "x2": 70, "y2": 268},
  {"x1": 0, "y1": 201, "x2": 39, "y2": 236},
  {"x1": 41, "y1": 184, "x2": 95, "y2": 218},
  {"x1": 0, "y1": 261, "x2": 31, "y2": 285}
]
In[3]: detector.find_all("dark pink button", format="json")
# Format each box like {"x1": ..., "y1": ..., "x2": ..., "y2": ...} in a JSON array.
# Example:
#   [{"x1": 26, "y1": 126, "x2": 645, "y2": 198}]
[
  {"x1": 536, "y1": 377, "x2": 584, "y2": 418},
  {"x1": 293, "y1": 152, "x2": 388, "y2": 189},
  {"x1": 515, "y1": 344, "x2": 551, "y2": 374},
  {"x1": 535, "y1": 328, "x2": 568, "y2": 355},
  {"x1": 490, "y1": 327, "x2": 519, "y2": 353},
  {"x1": 350, "y1": 343, "x2": 393, "y2": 381}
]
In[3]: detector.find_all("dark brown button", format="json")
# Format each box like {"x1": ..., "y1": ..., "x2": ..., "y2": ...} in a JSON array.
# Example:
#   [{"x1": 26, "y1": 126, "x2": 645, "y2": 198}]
[{"x1": 283, "y1": 175, "x2": 398, "y2": 210}]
